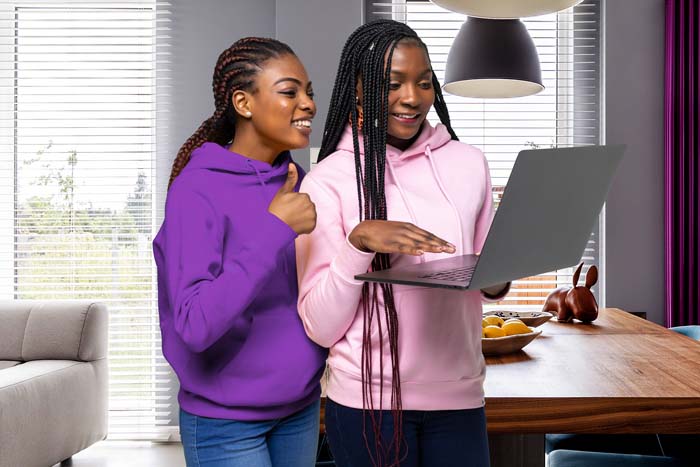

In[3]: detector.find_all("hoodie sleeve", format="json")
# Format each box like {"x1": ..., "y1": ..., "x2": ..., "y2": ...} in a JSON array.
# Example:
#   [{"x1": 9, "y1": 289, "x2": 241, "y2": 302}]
[
  {"x1": 296, "y1": 173, "x2": 376, "y2": 348},
  {"x1": 473, "y1": 152, "x2": 511, "y2": 302},
  {"x1": 158, "y1": 178, "x2": 297, "y2": 353}
]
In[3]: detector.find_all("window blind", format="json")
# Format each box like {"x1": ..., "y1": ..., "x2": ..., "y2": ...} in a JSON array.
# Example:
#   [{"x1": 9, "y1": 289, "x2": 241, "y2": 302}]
[
  {"x1": 0, "y1": 0, "x2": 173, "y2": 441},
  {"x1": 368, "y1": 0, "x2": 604, "y2": 308}
]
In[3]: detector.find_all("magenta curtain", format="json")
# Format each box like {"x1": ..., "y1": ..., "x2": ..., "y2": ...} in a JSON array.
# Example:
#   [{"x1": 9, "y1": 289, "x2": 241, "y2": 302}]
[{"x1": 665, "y1": 0, "x2": 700, "y2": 326}]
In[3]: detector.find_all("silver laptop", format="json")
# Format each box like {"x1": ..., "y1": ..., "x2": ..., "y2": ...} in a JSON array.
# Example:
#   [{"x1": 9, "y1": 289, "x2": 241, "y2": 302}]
[{"x1": 355, "y1": 145, "x2": 625, "y2": 290}]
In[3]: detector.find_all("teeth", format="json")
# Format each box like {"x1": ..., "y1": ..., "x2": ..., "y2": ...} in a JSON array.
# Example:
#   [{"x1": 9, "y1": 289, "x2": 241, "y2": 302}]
[
  {"x1": 394, "y1": 113, "x2": 418, "y2": 119},
  {"x1": 292, "y1": 120, "x2": 311, "y2": 128}
]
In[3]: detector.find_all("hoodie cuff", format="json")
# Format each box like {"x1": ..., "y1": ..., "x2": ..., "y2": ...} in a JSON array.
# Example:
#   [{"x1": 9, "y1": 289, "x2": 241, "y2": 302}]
[
  {"x1": 330, "y1": 234, "x2": 376, "y2": 285},
  {"x1": 481, "y1": 282, "x2": 511, "y2": 303}
]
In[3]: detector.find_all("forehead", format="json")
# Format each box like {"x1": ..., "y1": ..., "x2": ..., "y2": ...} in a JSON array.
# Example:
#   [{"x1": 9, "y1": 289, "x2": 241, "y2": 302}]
[
  {"x1": 387, "y1": 41, "x2": 431, "y2": 74},
  {"x1": 255, "y1": 53, "x2": 310, "y2": 85}
]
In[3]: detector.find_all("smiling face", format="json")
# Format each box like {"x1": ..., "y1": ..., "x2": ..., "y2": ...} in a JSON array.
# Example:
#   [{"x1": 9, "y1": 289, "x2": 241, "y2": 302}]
[
  {"x1": 233, "y1": 53, "x2": 316, "y2": 154},
  {"x1": 384, "y1": 40, "x2": 435, "y2": 149}
]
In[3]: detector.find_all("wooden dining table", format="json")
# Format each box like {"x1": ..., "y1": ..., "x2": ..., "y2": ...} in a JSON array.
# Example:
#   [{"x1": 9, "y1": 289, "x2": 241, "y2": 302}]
[{"x1": 485, "y1": 307, "x2": 700, "y2": 467}]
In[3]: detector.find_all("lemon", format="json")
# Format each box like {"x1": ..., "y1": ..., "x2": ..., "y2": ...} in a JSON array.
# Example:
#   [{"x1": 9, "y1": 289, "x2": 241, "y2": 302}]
[
  {"x1": 502, "y1": 321, "x2": 532, "y2": 336},
  {"x1": 483, "y1": 325, "x2": 506, "y2": 338},
  {"x1": 504, "y1": 318, "x2": 525, "y2": 325},
  {"x1": 482, "y1": 315, "x2": 505, "y2": 327}
]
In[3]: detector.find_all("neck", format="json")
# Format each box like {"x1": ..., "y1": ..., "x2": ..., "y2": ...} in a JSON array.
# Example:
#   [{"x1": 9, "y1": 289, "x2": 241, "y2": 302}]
[
  {"x1": 386, "y1": 129, "x2": 422, "y2": 152},
  {"x1": 229, "y1": 123, "x2": 281, "y2": 164}
]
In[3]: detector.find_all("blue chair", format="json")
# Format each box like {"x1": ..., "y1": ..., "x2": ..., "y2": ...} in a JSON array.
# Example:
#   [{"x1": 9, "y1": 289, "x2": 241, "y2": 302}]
[
  {"x1": 669, "y1": 325, "x2": 700, "y2": 340},
  {"x1": 548, "y1": 449, "x2": 690, "y2": 467}
]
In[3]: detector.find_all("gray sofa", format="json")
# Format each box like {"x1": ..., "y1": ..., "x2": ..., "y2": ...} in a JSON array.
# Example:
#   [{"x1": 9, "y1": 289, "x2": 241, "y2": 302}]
[{"x1": 0, "y1": 301, "x2": 108, "y2": 467}]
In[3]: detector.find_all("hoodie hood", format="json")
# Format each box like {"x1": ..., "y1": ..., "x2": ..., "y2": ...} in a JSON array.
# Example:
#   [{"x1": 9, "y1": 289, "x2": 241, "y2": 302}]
[
  {"x1": 335, "y1": 121, "x2": 453, "y2": 162},
  {"x1": 183, "y1": 142, "x2": 292, "y2": 185}
]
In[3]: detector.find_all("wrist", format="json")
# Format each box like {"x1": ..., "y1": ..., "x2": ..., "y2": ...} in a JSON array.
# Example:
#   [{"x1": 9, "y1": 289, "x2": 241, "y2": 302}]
[{"x1": 349, "y1": 225, "x2": 371, "y2": 253}]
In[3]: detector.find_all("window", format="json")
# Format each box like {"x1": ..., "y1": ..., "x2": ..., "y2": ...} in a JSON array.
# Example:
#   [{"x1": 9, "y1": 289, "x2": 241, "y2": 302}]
[
  {"x1": 368, "y1": 0, "x2": 604, "y2": 308},
  {"x1": 0, "y1": 0, "x2": 172, "y2": 440}
]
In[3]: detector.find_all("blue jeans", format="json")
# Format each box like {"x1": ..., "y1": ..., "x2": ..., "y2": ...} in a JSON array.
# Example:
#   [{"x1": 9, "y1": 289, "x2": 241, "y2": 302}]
[
  {"x1": 179, "y1": 400, "x2": 320, "y2": 467},
  {"x1": 325, "y1": 398, "x2": 490, "y2": 467}
]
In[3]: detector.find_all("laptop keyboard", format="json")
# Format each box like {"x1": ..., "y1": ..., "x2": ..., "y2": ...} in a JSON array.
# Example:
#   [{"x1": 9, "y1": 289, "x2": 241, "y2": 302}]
[{"x1": 419, "y1": 265, "x2": 475, "y2": 282}]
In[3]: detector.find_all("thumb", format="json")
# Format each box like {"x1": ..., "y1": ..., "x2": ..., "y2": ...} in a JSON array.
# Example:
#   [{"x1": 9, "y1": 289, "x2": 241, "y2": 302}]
[{"x1": 277, "y1": 163, "x2": 298, "y2": 194}]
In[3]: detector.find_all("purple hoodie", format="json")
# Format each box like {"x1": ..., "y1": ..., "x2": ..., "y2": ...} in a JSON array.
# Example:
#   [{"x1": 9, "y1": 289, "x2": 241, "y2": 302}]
[{"x1": 153, "y1": 142, "x2": 326, "y2": 420}]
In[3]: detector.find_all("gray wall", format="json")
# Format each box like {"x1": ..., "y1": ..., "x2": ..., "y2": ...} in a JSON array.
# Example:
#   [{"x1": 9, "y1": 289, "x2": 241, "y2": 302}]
[
  {"x1": 275, "y1": 0, "x2": 364, "y2": 170},
  {"x1": 604, "y1": 0, "x2": 666, "y2": 324}
]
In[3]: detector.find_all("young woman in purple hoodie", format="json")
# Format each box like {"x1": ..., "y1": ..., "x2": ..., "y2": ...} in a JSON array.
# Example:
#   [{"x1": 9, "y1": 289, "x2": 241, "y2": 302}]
[{"x1": 153, "y1": 37, "x2": 327, "y2": 467}]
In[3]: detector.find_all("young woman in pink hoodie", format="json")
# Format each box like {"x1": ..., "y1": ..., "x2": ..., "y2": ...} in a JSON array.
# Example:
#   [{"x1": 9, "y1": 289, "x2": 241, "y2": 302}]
[{"x1": 296, "y1": 20, "x2": 509, "y2": 467}]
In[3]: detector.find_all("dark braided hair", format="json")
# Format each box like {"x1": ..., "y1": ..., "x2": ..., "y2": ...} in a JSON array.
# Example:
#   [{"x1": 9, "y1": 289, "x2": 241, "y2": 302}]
[
  {"x1": 319, "y1": 20, "x2": 458, "y2": 467},
  {"x1": 168, "y1": 37, "x2": 295, "y2": 188}
]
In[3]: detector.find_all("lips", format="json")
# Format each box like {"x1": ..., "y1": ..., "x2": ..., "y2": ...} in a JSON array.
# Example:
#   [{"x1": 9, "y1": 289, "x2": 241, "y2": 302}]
[
  {"x1": 391, "y1": 113, "x2": 421, "y2": 124},
  {"x1": 291, "y1": 118, "x2": 312, "y2": 135}
]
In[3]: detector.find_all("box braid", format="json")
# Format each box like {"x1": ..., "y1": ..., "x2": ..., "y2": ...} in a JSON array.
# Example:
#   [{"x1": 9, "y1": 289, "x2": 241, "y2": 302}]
[
  {"x1": 318, "y1": 19, "x2": 458, "y2": 467},
  {"x1": 168, "y1": 37, "x2": 295, "y2": 188}
]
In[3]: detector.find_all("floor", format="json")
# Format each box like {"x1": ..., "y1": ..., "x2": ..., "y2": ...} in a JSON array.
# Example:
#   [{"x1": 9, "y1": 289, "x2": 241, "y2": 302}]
[{"x1": 53, "y1": 442, "x2": 185, "y2": 467}]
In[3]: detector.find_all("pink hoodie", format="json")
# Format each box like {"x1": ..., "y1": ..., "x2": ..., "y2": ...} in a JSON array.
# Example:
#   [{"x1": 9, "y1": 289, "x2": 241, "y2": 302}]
[{"x1": 296, "y1": 122, "x2": 506, "y2": 411}]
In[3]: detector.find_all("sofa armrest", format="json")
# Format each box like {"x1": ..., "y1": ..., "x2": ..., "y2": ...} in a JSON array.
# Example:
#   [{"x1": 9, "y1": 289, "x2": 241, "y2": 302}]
[{"x1": 0, "y1": 300, "x2": 108, "y2": 362}]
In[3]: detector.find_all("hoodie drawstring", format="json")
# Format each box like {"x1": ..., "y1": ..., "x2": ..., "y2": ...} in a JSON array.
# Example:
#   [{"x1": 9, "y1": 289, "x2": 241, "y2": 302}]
[
  {"x1": 426, "y1": 145, "x2": 465, "y2": 254},
  {"x1": 248, "y1": 160, "x2": 267, "y2": 188},
  {"x1": 385, "y1": 155, "x2": 424, "y2": 262}
]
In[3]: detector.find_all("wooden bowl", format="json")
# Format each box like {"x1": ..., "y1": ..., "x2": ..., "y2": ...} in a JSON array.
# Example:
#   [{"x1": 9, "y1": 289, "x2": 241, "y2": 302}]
[
  {"x1": 481, "y1": 328, "x2": 542, "y2": 356},
  {"x1": 483, "y1": 310, "x2": 555, "y2": 328}
]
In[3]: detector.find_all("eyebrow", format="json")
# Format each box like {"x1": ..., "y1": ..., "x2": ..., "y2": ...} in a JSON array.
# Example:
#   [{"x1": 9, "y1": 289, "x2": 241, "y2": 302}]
[
  {"x1": 273, "y1": 77, "x2": 312, "y2": 87},
  {"x1": 390, "y1": 69, "x2": 433, "y2": 78}
]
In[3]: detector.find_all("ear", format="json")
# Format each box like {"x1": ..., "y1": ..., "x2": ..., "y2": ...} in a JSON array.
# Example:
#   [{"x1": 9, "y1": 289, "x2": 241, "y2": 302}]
[
  {"x1": 585, "y1": 265, "x2": 598, "y2": 289},
  {"x1": 572, "y1": 262, "x2": 584, "y2": 287},
  {"x1": 231, "y1": 90, "x2": 253, "y2": 119}
]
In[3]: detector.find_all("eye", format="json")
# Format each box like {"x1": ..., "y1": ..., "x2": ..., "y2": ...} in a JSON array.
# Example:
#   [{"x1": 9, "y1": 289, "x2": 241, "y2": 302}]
[
  {"x1": 307, "y1": 90, "x2": 315, "y2": 99},
  {"x1": 389, "y1": 82, "x2": 401, "y2": 91},
  {"x1": 419, "y1": 81, "x2": 433, "y2": 90},
  {"x1": 280, "y1": 90, "x2": 297, "y2": 97}
]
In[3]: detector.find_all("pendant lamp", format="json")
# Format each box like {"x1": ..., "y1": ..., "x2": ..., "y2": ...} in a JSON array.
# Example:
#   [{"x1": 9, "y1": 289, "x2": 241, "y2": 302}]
[
  {"x1": 443, "y1": 17, "x2": 544, "y2": 99},
  {"x1": 431, "y1": 0, "x2": 584, "y2": 19}
]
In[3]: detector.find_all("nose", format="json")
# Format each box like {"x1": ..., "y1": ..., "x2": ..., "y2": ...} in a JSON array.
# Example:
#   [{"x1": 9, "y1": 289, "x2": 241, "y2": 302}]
[
  {"x1": 300, "y1": 92, "x2": 316, "y2": 117},
  {"x1": 400, "y1": 84, "x2": 420, "y2": 108}
]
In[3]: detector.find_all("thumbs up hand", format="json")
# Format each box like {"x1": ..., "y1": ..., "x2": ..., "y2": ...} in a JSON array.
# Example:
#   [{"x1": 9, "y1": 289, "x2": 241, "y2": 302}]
[{"x1": 268, "y1": 163, "x2": 317, "y2": 235}]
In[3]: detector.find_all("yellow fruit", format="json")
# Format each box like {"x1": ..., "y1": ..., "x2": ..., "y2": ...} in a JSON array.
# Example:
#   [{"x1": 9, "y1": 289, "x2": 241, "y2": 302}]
[
  {"x1": 502, "y1": 321, "x2": 532, "y2": 336},
  {"x1": 483, "y1": 325, "x2": 506, "y2": 338},
  {"x1": 504, "y1": 318, "x2": 525, "y2": 325},
  {"x1": 482, "y1": 316, "x2": 505, "y2": 327}
]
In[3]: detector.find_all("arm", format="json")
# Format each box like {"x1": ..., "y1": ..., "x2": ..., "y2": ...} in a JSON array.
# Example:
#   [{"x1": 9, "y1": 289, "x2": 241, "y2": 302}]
[
  {"x1": 296, "y1": 175, "x2": 376, "y2": 348},
  {"x1": 159, "y1": 181, "x2": 296, "y2": 353},
  {"x1": 474, "y1": 153, "x2": 511, "y2": 302}
]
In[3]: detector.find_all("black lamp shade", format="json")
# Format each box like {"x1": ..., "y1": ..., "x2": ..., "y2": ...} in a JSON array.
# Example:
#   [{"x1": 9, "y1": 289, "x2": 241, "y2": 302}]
[{"x1": 443, "y1": 17, "x2": 544, "y2": 99}]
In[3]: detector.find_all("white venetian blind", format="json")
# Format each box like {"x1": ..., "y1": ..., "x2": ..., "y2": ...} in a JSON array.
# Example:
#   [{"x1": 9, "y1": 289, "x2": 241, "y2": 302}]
[
  {"x1": 0, "y1": 0, "x2": 174, "y2": 440},
  {"x1": 369, "y1": 0, "x2": 603, "y2": 308}
]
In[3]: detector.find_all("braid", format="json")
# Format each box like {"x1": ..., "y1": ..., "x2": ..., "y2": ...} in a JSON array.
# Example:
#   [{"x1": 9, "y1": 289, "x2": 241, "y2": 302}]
[
  {"x1": 319, "y1": 20, "x2": 458, "y2": 467},
  {"x1": 168, "y1": 37, "x2": 295, "y2": 188}
]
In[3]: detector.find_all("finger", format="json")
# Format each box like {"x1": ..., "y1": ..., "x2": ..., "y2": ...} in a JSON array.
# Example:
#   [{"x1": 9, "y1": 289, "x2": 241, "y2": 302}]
[
  {"x1": 277, "y1": 163, "x2": 298, "y2": 194},
  {"x1": 401, "y1": 225, "x2": 456, "y2": 251}
]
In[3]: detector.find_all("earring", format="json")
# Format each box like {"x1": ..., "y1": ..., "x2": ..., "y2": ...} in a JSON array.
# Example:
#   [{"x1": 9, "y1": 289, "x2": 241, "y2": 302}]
[
  {"x1": 349, "y1": 97, "x2": 363, "y2": 129},
  {"x1": 245, "y1": 111, "x2": 252, "y2": 117}
]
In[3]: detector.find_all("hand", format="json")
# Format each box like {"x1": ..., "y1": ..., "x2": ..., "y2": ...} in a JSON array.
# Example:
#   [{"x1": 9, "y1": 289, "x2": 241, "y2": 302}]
[
  {"x1": 481, "y1": 282, "x2": 510, "y2": 298},
  {"x1": 268, "y1": 163, "x2": 317, "y2": 235},
  {"x1": 348, "y1": 220, "x2": 456, "y2": 256}
]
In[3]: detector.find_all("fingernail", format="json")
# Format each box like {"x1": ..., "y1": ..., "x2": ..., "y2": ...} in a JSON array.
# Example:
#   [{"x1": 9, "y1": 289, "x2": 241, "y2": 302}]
[{"x1": 416, "y1": 250, "x2": 424, "y2": 255}]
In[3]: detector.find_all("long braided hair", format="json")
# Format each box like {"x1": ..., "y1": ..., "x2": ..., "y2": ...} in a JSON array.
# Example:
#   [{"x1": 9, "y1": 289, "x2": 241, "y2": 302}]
[
  {"x1": 168, "y1": 37, "x2": 295, "y2": 188},
  {"x1": 319, "y1": 19, "x2": 458, "y2": 467}
]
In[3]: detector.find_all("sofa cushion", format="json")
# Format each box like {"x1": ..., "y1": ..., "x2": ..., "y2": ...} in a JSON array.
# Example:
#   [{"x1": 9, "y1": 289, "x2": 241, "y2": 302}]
[
  {"x1": 0, "y1": 361, "x2": 21, "y2": 371},
  {"x1": 23, "y1": 301, "x2": 107, "y2": 361},
  {"x1": 0, "y1": 302, "x2": 33, "y2": 360}
]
